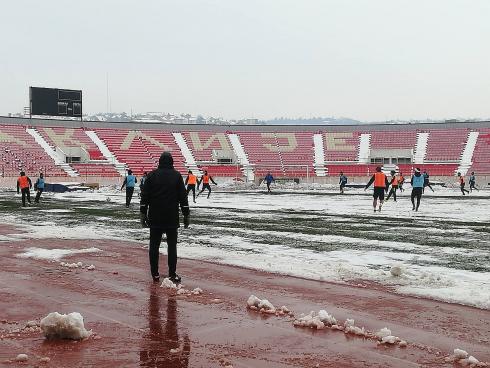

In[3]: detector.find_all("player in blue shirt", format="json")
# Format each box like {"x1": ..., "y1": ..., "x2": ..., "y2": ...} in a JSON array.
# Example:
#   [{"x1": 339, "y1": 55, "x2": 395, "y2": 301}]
[{"x1": 121, "y1": 169, "x2": 137, "y2": 207}]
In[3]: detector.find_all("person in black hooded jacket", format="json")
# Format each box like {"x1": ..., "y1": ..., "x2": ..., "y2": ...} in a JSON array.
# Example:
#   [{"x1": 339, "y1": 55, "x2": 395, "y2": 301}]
[{"x1": 140, "y1": 152, "x2": 190, "y2": 283}]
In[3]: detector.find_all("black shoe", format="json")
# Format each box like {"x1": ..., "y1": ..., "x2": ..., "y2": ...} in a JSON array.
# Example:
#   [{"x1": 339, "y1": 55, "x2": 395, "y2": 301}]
[
  {"x1": 152, "y1": 275, "x2": 160, "y2": 282},
  {"x1": 169, "y1": 274, "x2": 181, "y2": 283}
]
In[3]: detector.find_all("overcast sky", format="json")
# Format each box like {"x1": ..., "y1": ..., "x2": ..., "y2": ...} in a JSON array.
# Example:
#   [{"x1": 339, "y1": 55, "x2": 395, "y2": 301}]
[{"x1": 0, "y1": 0, "x2": 489, "y2": 121}]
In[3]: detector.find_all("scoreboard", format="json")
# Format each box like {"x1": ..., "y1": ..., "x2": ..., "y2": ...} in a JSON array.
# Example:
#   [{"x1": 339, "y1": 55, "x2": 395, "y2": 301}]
[{"x1": 30, "y1": 87, "x2": 82, "y2": 118}]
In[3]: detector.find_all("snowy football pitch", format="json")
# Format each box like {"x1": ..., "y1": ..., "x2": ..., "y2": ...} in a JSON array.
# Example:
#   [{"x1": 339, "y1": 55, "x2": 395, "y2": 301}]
[{"x1": 1, "y1": 185, "x2": 489, "y2": 310}]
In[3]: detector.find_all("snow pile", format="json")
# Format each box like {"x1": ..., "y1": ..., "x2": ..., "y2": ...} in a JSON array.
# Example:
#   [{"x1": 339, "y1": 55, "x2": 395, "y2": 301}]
[
  {"x1": 15, "y1": 354, "x2": 28, "y2": 362},
  {"x1": 161, "y1": 278, "x2": 180, "y2": 290},
  {"x1": 375, "y1": 327, "x2": 406, "y2": 346},
  {"x1": 375, "y1": 327, "x2": 392, "y2": 339},
  {"x1": 446, "y1": 349, "x2": 486, "y2": 367},
  {"x1": 87, "y1": 264, "x2": 95, "y2": 270},
  {"x1": 40, "y1": 312, "x2": 92, "y2": 340},
  {"x1": 176, "y1": 288, "x2": 189, "y2": 295},
  {"x1": 343, "y1": 319, "x2": 366, "y2": 336},
  {"x1": 39, "y1": 357, "x2": 50, "y2": 363},
  {"x1": 191, "y1": 287, "x2": 203, "y2": 295},
  {"x1": 390, "y1": 265, "x2": 404, "y2": 277},
  {"x1": 246, "y1": 295, "x2": 276, "y2": 314},
  {"x1": 246, "y1": 295, "x2": 292, "y2": 316},
  {"x1": 161, "y1": 279, "x2": 204, "y2": 297},
  {"x1": 25, "y1": 320, "x2": 39, "y2": 328},
  {"x1": 60, "y1": 261, "x2": 83, "y2": 269},
  {"x1": 293, "y1": 310, "x2": 337, "y2": 330}
]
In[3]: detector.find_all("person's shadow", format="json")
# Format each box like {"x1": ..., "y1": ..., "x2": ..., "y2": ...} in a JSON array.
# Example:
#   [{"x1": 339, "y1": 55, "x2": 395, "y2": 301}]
[{"x1": 140, "y1": 285, "x2": 191, "y2": 367}]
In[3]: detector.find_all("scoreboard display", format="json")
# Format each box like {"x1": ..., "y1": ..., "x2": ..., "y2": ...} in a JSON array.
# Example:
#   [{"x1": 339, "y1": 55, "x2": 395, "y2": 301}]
[{"x1": 30, "y1": 87, "x2": 82, "y2": 118}]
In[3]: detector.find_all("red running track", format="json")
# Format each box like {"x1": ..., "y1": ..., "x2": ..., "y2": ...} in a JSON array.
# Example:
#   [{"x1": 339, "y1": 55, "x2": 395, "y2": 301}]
[{"x1": 0, "y1": 223, "x2": 488, "y2": 367}]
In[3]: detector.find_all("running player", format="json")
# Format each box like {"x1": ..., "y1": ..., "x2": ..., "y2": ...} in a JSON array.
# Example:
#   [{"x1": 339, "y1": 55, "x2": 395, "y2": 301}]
[
  {"x1": 339, "y1": 172, "x2": 348, "y2": 194},
  {"x1": 364, "y1": 166, "x2": 389, "y2": 212},
  {"x1": 386, "y1": 170, "x2": 399, "y2": 201},
  {"x1": 185, "y1": 170, "x2": 198, "y2": 203},
  {"x1": 34, "y1": 173, "x2": 45, "y2": 203},
  {"x1": 411, "y1": 168, "x2": 424, "y2": 211},
  {"x1": 469, "y1": 172, "x2": 478, "y2": 192},
  {"x1": 457, "y1": 172, "x2": 470, "y2": 195},
  {"x1": 264, "y1": 172, "x2": 275, "y2": 193},
  {"x1": 398, "y1": 172, "x2": 405, "y2": 192},
  {"x1": 423, "y1": 170, "x2": 434, "y2": 193},
  {"x1": 197, "y1": 170, "x2": 217, "y2": 199},
  {"x1": 16, "y1": 171, "x2": 32, "y2": 207}
]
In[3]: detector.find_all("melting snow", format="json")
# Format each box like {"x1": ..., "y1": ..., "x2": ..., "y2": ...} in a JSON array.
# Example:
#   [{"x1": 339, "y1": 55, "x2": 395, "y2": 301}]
[
  {"x1": 40, "y1": 312, "x2": 92, "y2": 340},
  {"x1": 18, "y1": 247, "x2": 101, "y2": 261}
]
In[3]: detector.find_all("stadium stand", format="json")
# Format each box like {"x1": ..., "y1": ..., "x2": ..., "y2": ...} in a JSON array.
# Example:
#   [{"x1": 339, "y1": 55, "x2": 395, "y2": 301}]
[
  {"x1": 180, "y1": 131, "x2": 241, "y2": 177},
  {"x1": 94, "y1": 128, "x2": 187, "y2": 175},
  {"x1": 425, "y1": 128, "x2": 469, "y2": 162},
  {"x1": 36, "y1": 127, "x2": 119, "y2": 177},
  {"x1": 0, "y1": 124, "x2": 67, "y2": 177},
  {"x1": 369, "y1": 130, "x2": 418, "y2": 150},
  {"x1": 470, "y1": 129, "x2": 490, "y2": 174},
  {"x1": 234, "y1": 131, "x2": 285, "y2": 177},
  {"x1": 323, "y1": 131, "x2": 360, "y2": 162},
  {"x1": 181, "y1": 131, "x2": 232, "y2": 162},
  {"x1": 1, "y1": 118, "x2": 490, "y2": 180}
]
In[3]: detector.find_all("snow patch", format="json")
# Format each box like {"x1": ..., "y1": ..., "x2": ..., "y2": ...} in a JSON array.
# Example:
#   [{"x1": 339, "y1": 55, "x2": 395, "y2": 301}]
[
  {"x1": 60, "y1": 261, "x2": 83, "y2": 269},
  {"x1": 40, "y1": 312, "x2": 92, "y2": 340},
  {"x1": 18, "y1": 247, "x2": 101, "y2": 261}
]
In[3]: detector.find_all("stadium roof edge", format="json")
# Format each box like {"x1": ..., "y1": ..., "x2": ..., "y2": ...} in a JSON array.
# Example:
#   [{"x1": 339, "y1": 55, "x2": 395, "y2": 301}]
[{"x1": 1, "y1": 115, "x2": 490, "y2": 132}]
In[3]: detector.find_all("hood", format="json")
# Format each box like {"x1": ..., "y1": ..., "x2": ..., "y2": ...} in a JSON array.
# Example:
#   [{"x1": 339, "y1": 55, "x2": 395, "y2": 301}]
[{"x1": 158, "y1": 152, "x2": 174, "y2": 169}]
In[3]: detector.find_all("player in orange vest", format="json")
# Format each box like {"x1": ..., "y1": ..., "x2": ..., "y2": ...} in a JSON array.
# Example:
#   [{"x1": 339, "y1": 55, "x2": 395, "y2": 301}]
[
  {"x1": 16, "y1": 171, "x2": 33, "y2": 207},
  {"x1": 364, "y1": 166, "x2": 389, "y2": 212},
  {"x1": 386, "y1": 170, "x2": 399, "y2": 201},
  {"x1": 398, "y1": 172, "x2": 405, "y2": 192},
  {"x1": 457, "y1": 172, "x2": 470, "y2": 195},
  {"x1": 197, "y1": 170, "x2": 217, "y2": 199},
  {"x1": 185, "y1": 170, "x2": 198, "y2": 203}
]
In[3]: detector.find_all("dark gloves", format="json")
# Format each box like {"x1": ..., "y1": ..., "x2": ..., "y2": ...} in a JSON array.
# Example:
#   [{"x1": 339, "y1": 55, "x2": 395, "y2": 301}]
[
  {"x1": 140, "y1": 212, "x2": 149, "y2": 228},
  {"x1": 183, "y1": 215, "x2": 190, "y2": 229}
]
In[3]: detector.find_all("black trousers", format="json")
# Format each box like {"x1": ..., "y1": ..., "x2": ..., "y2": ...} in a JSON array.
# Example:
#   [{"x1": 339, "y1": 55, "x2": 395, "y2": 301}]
[
  {"x1": 35, "y1": 189, "x2": 43, "y2": 203},
  {"x1": 266, "y1": 182, "x2": 271, "y2": 192},
  {"x1": 21, "y1": 188, "x2": 31, "y2": 207},
  {"x1": 386, "y1": 186, "x2": 398, "y2": 201},
  {"x1": 460, "y1": 183, "x2": 469, "y2": 195},
  {"x1": 126, "y1": 187, "x2": 135, "y2": 206},
  {"x1": 411, "y1": 187, "x2": 423, "y2": 210},
  {"x1": 186, "y1": 184, "x2": 196, "y2": 202},
  {"x1": 469, "y1": 181, "x2": 478, "y2": 191},
  {"x1": 149, "y1": 227, "x2": 178, "y2": 278},
  {"x1": 198, "y1": 184, "x2": 212, "y2": 198}
]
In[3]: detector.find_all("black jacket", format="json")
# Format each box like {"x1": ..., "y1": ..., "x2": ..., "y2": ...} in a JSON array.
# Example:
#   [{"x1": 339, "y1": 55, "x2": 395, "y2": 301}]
[{"x1": 140, "y1": 154, "x2": 189, "y2": 229}]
